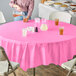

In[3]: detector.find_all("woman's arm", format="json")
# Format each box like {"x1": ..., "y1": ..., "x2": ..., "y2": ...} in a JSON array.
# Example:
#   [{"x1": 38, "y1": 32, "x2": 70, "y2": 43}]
[{"x1": 27, "y1": 0, "x2": 34, "y2": 19}]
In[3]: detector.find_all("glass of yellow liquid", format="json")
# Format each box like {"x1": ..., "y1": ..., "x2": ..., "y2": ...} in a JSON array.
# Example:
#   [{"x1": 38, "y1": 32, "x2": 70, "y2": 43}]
[
  {"x1": 40, "y1": 18, "x2": 48, "y2": 31},
  {"x1": 22, "y1": 28, "x2": 27, "y2": 37}
]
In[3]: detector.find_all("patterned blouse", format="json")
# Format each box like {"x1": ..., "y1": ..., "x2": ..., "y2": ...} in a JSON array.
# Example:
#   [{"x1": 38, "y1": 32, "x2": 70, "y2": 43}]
[{"x1": 9, "y1": 0, "x2": 34, "y2": 17}]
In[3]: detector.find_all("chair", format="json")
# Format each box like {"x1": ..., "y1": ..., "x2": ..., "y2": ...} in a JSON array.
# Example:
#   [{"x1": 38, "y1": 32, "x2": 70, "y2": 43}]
[
  {"x1": 0, "y1": 46, "x2": 19, "y2": 76},
  {"x1": 0, "y1": 11, "x2": 6, "y2": 24},
  {"x1": 49, "y1": 11, "x2": 72, "y2": 24},
  {"x1": 61, "y1": 58, "x2": 76, "y2": 76}
]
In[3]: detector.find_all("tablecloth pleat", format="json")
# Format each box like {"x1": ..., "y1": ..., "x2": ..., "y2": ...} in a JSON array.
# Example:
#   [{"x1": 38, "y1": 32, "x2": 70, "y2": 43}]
[{"x1": 0, "y1": 37, "x2": 76, "y2": 71}]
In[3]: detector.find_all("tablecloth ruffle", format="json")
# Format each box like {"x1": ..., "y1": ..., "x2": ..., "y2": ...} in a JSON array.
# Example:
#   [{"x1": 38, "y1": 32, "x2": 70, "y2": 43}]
[{"x1": 0, "y1": 36, "x2": 76, "y2": 71}]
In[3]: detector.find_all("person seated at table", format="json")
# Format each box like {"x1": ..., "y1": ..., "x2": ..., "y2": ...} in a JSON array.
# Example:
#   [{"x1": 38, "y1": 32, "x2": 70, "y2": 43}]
[{"x1": 9, "y1": 0, "x2": 34, "y2": 22}]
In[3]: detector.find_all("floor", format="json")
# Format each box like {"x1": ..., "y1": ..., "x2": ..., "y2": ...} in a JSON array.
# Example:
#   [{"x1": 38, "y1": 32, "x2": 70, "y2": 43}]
[{"x1": 8, "y1": 64, "x2": 76, "y2": 76}]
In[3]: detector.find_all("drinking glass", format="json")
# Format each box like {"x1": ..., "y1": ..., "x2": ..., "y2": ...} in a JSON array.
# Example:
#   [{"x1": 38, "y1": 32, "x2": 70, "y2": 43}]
[
  {"x1": 34, "y1": 18, "x2": 40, "y2": 27},
  {"x1": 22, "y1": 28, "x2": 27, "y2": 37},
  {"x1": 35, "y1": 18, "x2": 40, "y2": 23},
  {"x1": 40, "y1": 18, "x2": 48, "y2": 31},
  {"x1": 55, "y1": 19, "x2": 59, "y2": 26},
  {"x1": 59, "y1": 27, "x2": 64, "y2": 35},
  {"x1": 41, "y1": 18, "x2": 47, "y2": 24},
  {"x1": 23, "y1": 16, "x2": 27, "y2": 22}
]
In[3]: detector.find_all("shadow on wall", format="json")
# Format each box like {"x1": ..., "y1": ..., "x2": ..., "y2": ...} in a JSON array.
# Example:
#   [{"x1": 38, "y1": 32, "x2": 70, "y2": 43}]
[
  {"x1": 32, "y1": 0, "x2": 41, "y2": 19},
  {"x1": 0, "y1": 0, "x2": 41, "y2": 23},
  {"x1": 0, "y1": 0, "x2": 13, "y2": 22}
]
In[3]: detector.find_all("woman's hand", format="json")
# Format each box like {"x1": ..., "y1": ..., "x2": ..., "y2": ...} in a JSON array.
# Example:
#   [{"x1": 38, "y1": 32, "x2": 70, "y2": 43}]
[
  {"x1": 27, "y1": 16, "x2": 29, "y2": 19},
  {"x1": 23, "y1": 18, "x2": 28, "y2": 22}
]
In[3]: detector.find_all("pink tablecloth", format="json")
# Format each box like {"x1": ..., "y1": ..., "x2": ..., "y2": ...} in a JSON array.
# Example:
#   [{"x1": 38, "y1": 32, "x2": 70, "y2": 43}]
[{"x1": 0, "y1": 20, "x2": 76, "y2": 71}]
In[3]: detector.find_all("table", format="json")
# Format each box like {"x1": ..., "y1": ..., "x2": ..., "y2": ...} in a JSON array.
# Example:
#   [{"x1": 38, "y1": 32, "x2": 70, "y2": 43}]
[
  {"x1": 0, "y1": 20, "x2": 76, "y2": 71},
  {"x1": 39, "y1": 3, "x2": 76, "y2": 25}
]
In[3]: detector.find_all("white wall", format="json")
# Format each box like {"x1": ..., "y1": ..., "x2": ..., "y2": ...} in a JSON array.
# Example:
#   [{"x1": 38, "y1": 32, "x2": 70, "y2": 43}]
[
  {"x1": 0, "y1": 0, "x2": 13, "y2": 22},
  {"x1": 0, "y1": 0, "x2": 41, "y2": 22},
  {"x1": 32, "y1": 0, "x2": 41, "y2": 19}
]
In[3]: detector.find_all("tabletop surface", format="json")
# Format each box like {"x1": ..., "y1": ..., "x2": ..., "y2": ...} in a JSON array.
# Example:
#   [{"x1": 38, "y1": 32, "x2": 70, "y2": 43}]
[{"x1": 0, "y1": 20, "x2": 76, "y2": 44}]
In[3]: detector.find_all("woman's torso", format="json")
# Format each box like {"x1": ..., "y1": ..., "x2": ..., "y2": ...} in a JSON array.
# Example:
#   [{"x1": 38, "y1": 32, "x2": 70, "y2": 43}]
[{"x1": 15, "y1": 0, "x2": 30, "y2": 11}]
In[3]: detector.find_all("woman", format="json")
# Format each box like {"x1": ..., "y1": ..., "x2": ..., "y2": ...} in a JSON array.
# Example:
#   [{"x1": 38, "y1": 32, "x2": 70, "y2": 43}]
[{"x1": 9, "y1": 0, "x2": 34, "y2": 22}]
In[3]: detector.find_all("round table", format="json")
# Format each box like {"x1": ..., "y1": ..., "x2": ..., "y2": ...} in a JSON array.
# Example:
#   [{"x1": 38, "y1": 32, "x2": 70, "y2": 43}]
[{"x1": 0, "y1": 20, "x2": 76, "y2": 71}]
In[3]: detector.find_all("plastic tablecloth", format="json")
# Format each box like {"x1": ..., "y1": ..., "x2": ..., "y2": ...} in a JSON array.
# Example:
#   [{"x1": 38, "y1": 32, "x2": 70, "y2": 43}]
[{"x1": 0, "y1": 20, "x2": 76, "y2": 71}]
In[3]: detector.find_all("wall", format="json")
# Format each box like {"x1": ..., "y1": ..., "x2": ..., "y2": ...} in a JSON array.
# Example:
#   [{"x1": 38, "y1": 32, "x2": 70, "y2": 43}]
[
  {"x1": 0, "y1": 0, "x2": 13, "y2": 22},
  {"x1": 32, "y1": 0, "x2": 41, "y2": 19},
  {"x1": 0, "y1": 0, "x2": 41, "y2": 22},
  {"x1": 0, "y1": 0, "x2": 76, "y2": 25}
]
